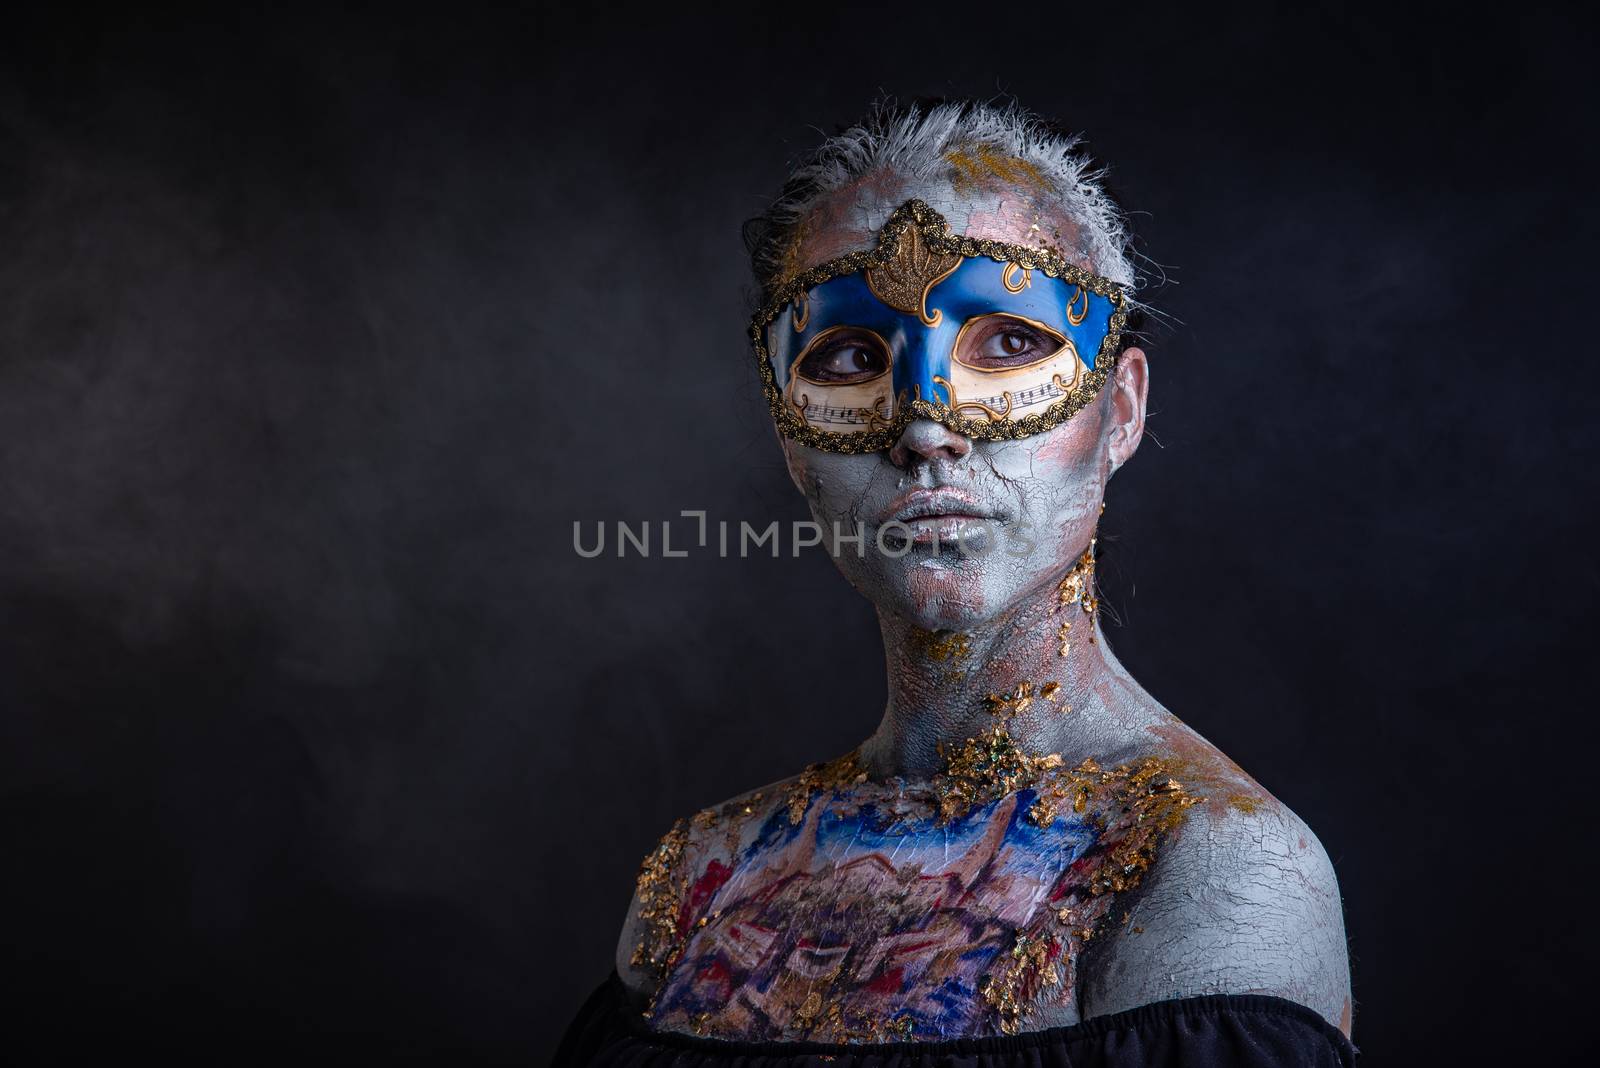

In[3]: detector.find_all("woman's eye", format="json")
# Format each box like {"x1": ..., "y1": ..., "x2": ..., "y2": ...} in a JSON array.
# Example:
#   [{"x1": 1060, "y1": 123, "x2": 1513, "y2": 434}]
[
  {"x1": 827, "y1": 346, "x2": 874, "y2": 373},
  {"x1": 980, "y1": 328, "x2": 1046, "y2": 364},
  {"x1": 997, "y1": 332, "x2": 1030, "y2": 356},
  {"x1": 795, "y1": 331, "x2": 890, "y2": 383},
  {"x1": 957, "y1": 316, "x2": 1066, "y2": 370}
]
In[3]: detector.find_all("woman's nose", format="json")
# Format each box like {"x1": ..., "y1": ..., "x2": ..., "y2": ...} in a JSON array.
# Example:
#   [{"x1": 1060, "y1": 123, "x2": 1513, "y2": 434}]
[{"x1": 889, "y1": 418, "x2": 972, "y2": 468}]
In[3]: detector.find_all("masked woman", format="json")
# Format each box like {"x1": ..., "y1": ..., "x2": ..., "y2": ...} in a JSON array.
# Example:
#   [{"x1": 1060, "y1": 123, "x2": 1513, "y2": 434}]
[{"x1": 557, "y1": 99, "x2": 1353, "y2": 1066}]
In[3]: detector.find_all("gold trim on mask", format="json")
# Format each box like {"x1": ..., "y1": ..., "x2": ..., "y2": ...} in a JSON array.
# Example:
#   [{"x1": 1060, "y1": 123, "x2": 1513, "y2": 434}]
[
  {"x1": 934, "y1": 374, "x2": 1015, "y2": 421},
  {"x1": 865, "y1": 394, "x2": 894, "y2": 433},
  {"x1": 864, "y1": 224, "x2": 962, "y2": 327},
  {"x1": 1066, "y1": 285, "x2": 1089, "y2": 326},
  {"x1": 1053, "y1": 366, "x2": 1085, "y2": 396},
  {"x1": 1002, "y1": 262, "x2": 1032, "y2": 293}
]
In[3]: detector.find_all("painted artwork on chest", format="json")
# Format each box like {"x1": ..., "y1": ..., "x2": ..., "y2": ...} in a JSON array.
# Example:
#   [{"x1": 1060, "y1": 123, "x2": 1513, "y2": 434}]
[{"x1": 637, "y1": 753, "x2": 1198, "y2": 1041}]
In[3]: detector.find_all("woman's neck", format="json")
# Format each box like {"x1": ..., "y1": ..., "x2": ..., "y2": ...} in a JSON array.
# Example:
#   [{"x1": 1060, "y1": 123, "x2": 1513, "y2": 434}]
[{"x1": 858, "y1": 543, "x2": 1149, "y2": 779}]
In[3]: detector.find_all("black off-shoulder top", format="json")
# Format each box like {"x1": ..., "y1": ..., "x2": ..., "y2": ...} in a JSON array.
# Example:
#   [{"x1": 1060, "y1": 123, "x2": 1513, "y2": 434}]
[{"x1": 553, "y1": 972, "x2": 1357, "y2": 1067}]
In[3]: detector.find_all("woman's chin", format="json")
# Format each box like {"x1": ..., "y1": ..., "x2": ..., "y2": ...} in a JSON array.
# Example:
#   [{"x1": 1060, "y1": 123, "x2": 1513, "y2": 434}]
[{"x1": 864, "y1": 570, "x2": 1006, "y2": 633}]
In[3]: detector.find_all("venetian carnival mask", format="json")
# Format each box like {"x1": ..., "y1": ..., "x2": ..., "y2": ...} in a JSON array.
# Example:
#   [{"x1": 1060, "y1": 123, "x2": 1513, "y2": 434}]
[{"x1": 753, "y1": 200, "x2": 1129, "y2": 454}]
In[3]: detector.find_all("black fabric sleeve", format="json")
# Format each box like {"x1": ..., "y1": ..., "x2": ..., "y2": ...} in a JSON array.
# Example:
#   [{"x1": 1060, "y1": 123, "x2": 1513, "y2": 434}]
[{"x1": 552, "y1": 972, "x2": 1357, "y2": 1067}]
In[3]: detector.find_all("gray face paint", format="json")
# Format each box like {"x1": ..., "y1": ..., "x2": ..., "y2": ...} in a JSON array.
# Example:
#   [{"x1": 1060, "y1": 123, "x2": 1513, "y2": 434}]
[{"x1": 782, "y1": 398, "x2": 1111, "y2": 634}]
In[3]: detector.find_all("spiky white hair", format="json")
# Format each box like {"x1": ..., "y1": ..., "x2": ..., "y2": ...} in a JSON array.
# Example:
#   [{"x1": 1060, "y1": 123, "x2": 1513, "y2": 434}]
[{"x1": 747, "y1": 98, "x2": 1137, "y2": 295}]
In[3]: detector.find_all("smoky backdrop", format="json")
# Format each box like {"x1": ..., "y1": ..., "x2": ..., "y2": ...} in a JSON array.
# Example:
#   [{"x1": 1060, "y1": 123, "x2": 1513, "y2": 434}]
[{"x1": 1, "y1": 4, "x2": 1594, "y2": 1064}]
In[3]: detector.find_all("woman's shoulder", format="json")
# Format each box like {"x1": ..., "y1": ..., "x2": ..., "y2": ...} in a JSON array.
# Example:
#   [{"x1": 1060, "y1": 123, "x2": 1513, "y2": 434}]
[
  {"x1": 612, "y1": 773, "x2": 806, "y2": 999},
  {"x1": 1079, "y1": 720, "x2": 1353, "y2": 1036}
]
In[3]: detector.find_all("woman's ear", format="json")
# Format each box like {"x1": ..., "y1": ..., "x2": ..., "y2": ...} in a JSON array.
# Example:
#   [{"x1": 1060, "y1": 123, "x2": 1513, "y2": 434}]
[{"x1": 1107, "y1": 347, "x2": 1148, "y2": 475}]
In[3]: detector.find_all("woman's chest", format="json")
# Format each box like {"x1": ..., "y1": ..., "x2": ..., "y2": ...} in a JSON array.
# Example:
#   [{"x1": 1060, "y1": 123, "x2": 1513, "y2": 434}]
[{"x1": 648, "y1": 788, "x2": 1110, "y2": 1041}]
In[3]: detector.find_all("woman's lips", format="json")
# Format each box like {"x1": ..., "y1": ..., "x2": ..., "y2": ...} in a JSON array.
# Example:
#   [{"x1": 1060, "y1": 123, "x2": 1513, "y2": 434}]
[
  {"x1": 882, "y1": 488, "x2": 995, "y2": 522},
  {"x1": 879, "y1": 489, "x2": 1002, "y2": 548},
  {"x1": 896, "y1": 514, "x2": 996, "y2": 546}
]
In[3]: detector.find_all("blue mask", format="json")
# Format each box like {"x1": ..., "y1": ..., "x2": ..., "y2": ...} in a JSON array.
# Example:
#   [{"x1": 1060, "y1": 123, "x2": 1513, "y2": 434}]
[{"x1": 753, "y1": 200, "x2": 1129, "y2": 454}]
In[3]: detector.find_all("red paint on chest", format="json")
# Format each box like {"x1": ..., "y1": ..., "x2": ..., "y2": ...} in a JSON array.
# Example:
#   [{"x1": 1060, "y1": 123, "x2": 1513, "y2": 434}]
[
  {"x1": 693, "y1": 957, "x2": 736, "y2": 1002},
  {"x1": 676, "y1": 859, "x2": 733, "y2": 936},
  {"x1": 866, "y1": 965, "x2": 906, "y2": 994}
]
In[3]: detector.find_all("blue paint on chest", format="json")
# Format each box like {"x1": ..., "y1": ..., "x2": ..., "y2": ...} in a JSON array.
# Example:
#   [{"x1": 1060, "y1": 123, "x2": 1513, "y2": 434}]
[{"x1": 744, "y1": 788, "x2": 1100, "y2": 874}]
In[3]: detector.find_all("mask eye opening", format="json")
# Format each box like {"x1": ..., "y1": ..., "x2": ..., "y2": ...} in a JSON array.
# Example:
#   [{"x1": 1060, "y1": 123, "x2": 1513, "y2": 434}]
[
  {"x1": 791, "y1": 325, "x2": 894, "y2": 386},
  {"x1": 951, "y1": 312, "x2": 1072, "y2": 374}
]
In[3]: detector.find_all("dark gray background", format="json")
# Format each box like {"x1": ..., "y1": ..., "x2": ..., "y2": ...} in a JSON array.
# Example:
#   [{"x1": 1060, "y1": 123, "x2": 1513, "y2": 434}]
[{"x1": 2, "y1": 4, "x2": 1594, "y2": 1064}]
